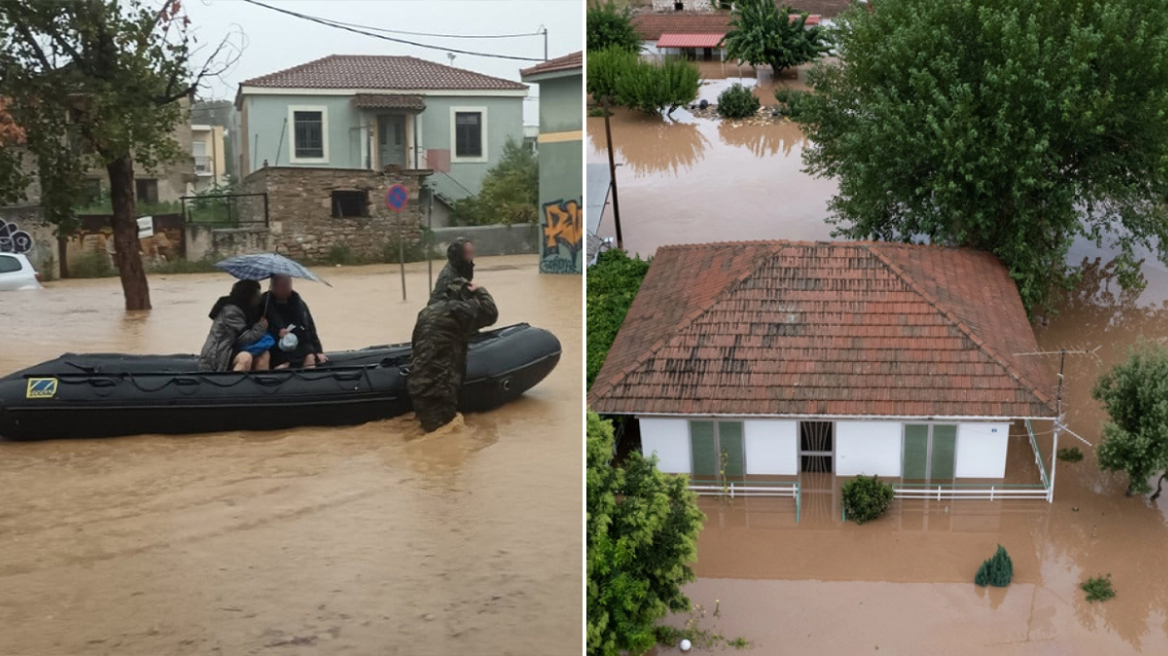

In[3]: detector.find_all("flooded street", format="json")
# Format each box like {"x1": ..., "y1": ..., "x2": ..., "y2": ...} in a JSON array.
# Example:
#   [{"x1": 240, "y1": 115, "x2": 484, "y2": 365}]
[
  {"x1": 591, "y1": 63, "x2": 1168, "y2": 654},
  {"x1": 0, "y1": 255, "x2": 582, "y2": 656}
]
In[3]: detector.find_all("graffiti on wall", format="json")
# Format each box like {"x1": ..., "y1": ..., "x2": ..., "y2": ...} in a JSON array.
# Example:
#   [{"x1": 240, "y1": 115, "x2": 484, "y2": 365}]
[
  {"x1": 540, "y1": 199, "x2": 582, "y2": 274},
  {"x1": 0, "y1": 219, "x2": 33, "y2": 254}
]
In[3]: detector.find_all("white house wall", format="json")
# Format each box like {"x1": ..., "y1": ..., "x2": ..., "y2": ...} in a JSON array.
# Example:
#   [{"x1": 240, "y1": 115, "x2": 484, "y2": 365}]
[
  {"x1": 955, "y1": 422, "x2": 1011, "y2": 478},
  {"x1": 836, "y1": 421, "x2": 902, "y2": 477},
  {"x1": 639, "y1": 417, "x2": 690, "y2": 474},
  {"x1": 744, "y1": 420, "x2": 798, "y2": 475}
]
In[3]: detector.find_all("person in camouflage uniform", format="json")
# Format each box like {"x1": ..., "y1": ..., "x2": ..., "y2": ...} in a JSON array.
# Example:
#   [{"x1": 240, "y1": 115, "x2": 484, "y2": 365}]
[
  {"x1": 429, "y1": 237, "x2": 475, "y2": 306},
  {"x1": 409, "y1": 276, "x2": 498, "y2": 432}
]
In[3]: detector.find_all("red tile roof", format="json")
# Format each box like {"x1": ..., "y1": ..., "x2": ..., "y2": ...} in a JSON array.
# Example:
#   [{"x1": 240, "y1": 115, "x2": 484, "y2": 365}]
[
  {"x1": 589, "y1": 241, "x2": 1056, "y2": 419},
  {"x1": 521, "y1": 51, "x2": 583, "y2": 77},
  {"x1": 657, "y1": 33, "x2": 727, "y2": 48},
  {"x1": 632, "y1": 13, "x2": 733, "y2": 40},
  {"x1": 240, "y1": 55, "x2": 527, "y2": 91}
]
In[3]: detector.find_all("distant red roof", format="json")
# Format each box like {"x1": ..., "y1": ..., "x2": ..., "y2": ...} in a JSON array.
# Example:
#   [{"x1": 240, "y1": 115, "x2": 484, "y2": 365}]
[
  {"x1": 791, "y1": 13, "x2": 822, "y2": 26},
  {"x1": 657, "y1": 33, "x2": 726, "y2": 49},
  {"x1": 589, "y1": 241, "x2": 1056, "y2": 419},
  {"x1": 632, "y1": 14, "x2": 732, "y2": 40},
  {"x1": 240, "y1": 55, "x2": 527, "y2": 92},
  {"x1": 521, "y1": 51, "x2": 582, "y2": 78}
]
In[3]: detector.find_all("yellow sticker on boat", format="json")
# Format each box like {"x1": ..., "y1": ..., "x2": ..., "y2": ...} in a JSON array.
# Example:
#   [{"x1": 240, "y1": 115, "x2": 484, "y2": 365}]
[{"x1": 26, "y1": 378, "x2": 58, "y2": 399}]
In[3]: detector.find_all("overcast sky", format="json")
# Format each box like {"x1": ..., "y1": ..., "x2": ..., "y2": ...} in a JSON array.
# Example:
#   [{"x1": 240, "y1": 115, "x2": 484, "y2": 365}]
[{"x1": 183, "y1": 0, "x2": 583, "y2": 124}]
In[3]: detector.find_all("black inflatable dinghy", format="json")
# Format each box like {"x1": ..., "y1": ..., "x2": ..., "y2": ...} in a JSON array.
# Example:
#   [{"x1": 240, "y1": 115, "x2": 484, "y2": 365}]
[{"x1": 0, "y1": 323, "x2": 560, "y2": 440}]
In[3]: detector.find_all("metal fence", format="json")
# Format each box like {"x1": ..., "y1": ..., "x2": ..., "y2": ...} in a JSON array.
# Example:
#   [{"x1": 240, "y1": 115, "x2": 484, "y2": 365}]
[{"x1": 180, "y1": 192, "x2": 269, "y2": 228}]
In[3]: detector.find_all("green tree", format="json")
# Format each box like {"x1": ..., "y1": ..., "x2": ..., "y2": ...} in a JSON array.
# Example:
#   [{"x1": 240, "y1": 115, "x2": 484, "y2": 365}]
[
  {"x1": 587, "y1": 46, "x2": 638, "y2": 105},
  {"x1": 616, "y1": 58, "x2": 701, "y2": 117},
  {"x1": 587, "y1": 411, "x2": 705, "y2": 656},
  {"x1": 1092, "y1": 340, "x2": 1168, "y2": 498},
  {"x1": 449, "y1": 139, "x2": 538, "y2": 226},
  {"x1": 587, "y1": 249, "x2": 651, "y2": 388},
  {"x1": 587, "y1": 0, "x2": 640, "y2": 53},
  {"x1": 723, "y1": 0, "x2": 830, "y2": 76},
  {"x1": 0, "y1": 0, "x2": 238, "y2": 310},
  {"x1": 797, "y1": 0, "x2": 1168, "y2": 314}
]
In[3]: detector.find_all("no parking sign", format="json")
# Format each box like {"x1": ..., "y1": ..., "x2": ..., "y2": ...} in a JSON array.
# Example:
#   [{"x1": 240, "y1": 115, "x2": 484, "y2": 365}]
[{"x1": 386, "y1": 184, "x2": 409, "y2": 212}]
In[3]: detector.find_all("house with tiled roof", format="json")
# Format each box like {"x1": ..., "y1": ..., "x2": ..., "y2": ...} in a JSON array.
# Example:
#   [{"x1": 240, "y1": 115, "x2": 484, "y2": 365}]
[
  {"x1": 234, "y1": 54, "x2": 528, "y2": 214},
  {"x1": 632, "y1": 10, "x2": 828, "y2": 61},
  {"x1": 590, "y1": 241, "x2": 1061, "y2": 504},
  {"x1": 521, "y1": 52, "x2": 584, "y2": 274}
]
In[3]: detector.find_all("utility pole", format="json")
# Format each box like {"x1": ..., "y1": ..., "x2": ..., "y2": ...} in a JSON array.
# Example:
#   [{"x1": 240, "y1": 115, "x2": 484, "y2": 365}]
[
  {"x1": 603, "y1": 97, "x2": 624, "y2": 250},
  {"x1": 541, "y1": 26, "x2": 548, "y2": 60}
]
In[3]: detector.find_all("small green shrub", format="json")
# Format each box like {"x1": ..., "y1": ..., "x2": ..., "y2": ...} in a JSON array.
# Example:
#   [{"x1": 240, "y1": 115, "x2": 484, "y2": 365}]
[
  {"x1": 773, "y1": 87, "x2": 808, "y2": 119},
  {"x1": 69, "y1": 251, "x2": 116, "y2": 278},
  {"x1": 974, "y1": 545, "x2": 1013, "y2": 587},
  {"x1": 1082, "y1": 574, "x2": 1115, "y2": 602},
  {"x1": 717, "y1": 84, "x2": 761, "y2": 119},
  {"x1": 1058, "y1": 447, "x2": 1084, "y2": 463},
  {"x1": 840, "y1": 474, "x2": 894, "y2": 524},
  {"x1": 326, "y1": 244, "x2": 357, "y2": 265},
  {"x1": 588, "y1": 106, "x2": 607, "y2": 117}
]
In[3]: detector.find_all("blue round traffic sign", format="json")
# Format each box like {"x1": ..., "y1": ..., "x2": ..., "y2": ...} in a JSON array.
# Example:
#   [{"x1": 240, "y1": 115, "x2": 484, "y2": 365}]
[{"x1": 386, "y1": 184, "x2": 409, "y2": 212}]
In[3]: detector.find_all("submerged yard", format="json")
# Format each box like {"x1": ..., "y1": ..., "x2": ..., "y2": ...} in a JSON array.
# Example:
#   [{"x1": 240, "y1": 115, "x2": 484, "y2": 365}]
[{"x1": 591, "y1": 61, "x2": 1168, "y2": 655}]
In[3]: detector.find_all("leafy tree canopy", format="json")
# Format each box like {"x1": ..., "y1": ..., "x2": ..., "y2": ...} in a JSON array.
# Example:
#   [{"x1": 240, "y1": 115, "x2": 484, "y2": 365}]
[
  {"x1": 587, "y1": 46, "x2": 638, "y2": 103},
  {"x1": 450, "y1": 139, "x2": 539, "y2": 226},
  {"x1": 587, "y1": 248, "x2": 651, "y2": 388},
  {"x1": 1092, "y1": 340, "x2": 1168, "y2": 498},
  {"x1": 723, "y1": 0, "x2": 831, "y2": 75},
  {"x1": 797, "y1": 0, "x2": 1168, "y2": 313},
  {"x1": 0, "y1": 0, "x2": 238, "y2": 309},
  {"x1": 587, "y1": 1, "x2": 641, "y2": 54},
  {"x1": 587, "y1": 411, "x2": 705, "y2": 656},
  {"x1": 616, "y1": 57, "x2": 701, "y2": 116}
]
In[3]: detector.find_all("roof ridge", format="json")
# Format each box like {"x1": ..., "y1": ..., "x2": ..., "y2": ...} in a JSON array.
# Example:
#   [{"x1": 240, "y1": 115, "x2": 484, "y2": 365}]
[
  {"x1": 589, "y1": 243, "x2": 781, "y2": 403},
  {"x1": 864, "y1": 244, "x2": 1056, "y2": 411},
  {"x1": 239, "y1": 54, "x2": 339, "y2": 87}
]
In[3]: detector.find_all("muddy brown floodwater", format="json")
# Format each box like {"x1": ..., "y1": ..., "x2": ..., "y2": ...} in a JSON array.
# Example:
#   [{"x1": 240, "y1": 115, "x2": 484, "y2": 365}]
[
  {"x1": 0, "y1": 255, "x2": 582, "y2": 656},
  {"x1": 592, "y1": 62, "x2": 1168, "y2": 655}
]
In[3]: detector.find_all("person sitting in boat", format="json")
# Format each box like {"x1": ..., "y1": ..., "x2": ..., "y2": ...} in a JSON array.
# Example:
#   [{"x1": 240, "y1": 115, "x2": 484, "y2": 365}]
[
  {"x1": 428, "y1": 237, "x2": 475, "y2": 306},
  {"x1": 199, "y1": 279, "x2": 272, "y2": 372},
  {"x1": 262, "y1": 274, "x2": 327, "y2": 370},
  {"x1": 409, "y1": 277, "x2": 498, "y2": 432}
]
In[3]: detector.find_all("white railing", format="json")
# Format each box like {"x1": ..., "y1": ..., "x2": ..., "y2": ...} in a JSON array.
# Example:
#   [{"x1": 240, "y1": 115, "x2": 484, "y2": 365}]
[
  {"x1": 689, "y1": 480, "x2": 802, "y2": 521},
  {"x1": 893, "y1": 485, "x2": 1050, "y2": 500}
]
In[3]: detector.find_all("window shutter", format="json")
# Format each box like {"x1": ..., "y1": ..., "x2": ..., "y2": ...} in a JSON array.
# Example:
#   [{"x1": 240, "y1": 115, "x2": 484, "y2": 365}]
[
  {"x1": 718, "y1": 421, "x2": 745, "y2": 479},
  {"x1": 690, "y1": 421, "x2": 716, "y2": 478}
]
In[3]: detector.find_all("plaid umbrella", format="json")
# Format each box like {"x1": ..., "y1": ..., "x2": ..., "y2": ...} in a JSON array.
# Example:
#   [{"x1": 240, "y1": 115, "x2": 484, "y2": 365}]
[{"x1": 214, "y1": 253, "x2": 331, "y2": 287}]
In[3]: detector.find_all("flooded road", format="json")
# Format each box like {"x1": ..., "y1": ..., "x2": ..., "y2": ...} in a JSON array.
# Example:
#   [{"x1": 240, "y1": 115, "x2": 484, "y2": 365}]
[
  {"x1": 591, "y1": 61, "x2": 1168, "y2": 654},
  {"x1": 0, "y1": 255, "x2": 582, "y2": 656}
]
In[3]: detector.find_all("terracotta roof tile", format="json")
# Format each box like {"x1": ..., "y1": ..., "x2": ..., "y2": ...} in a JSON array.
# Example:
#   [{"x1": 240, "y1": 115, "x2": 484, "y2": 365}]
[
  {"x1": 240, "y1": 55, "x2": 527, "y2": 91},
  {"x1": 589, "y1": 241, "x2": 1056, "y2": 419},
  {"x1": 521, "y1": 51, "x2": 582, "y2": 77}
]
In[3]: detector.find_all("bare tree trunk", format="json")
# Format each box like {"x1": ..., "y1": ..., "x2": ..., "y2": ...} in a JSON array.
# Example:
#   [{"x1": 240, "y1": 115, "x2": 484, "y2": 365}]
[
  {"x1": 107, "y1": 155, "x2": 151, "y2": 310},
  {"x1": 1151, "y1": 473, "x2": 1167, "y2": 501}
]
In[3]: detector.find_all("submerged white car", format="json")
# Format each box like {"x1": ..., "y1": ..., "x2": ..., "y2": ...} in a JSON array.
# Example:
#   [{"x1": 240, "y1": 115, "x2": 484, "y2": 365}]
[{"x1": 0, "y1": 253, "x2": 42, "y2": 291}]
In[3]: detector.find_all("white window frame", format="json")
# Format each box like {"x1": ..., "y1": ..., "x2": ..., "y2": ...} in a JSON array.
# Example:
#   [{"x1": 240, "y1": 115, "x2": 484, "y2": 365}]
[
  {"x1": 449, "y1": 106, "x2": 488, "y2": 163},
  {"x1": 288, "y1": 105, "x2": 329, "y2": 164}
]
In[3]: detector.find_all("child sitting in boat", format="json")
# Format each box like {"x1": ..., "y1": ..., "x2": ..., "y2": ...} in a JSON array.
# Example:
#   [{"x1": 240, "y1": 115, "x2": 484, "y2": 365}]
[{"x1": 198, "y1": 280, "x2": 272, "y2": 372}]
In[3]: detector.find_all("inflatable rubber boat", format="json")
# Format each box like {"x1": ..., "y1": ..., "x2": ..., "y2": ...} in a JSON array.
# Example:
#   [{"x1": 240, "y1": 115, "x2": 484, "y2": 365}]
[{"x1": 0, "y1": 323, "x2": 560, "y2": 440}]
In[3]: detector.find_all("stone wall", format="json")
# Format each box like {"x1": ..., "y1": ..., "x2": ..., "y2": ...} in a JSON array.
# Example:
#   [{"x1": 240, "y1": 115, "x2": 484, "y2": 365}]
[
  {"x1": 651, "y1": 0, "x2": 716, "y2": 12},
  {"x1": 241, "y1": 166, "x2": 426, "y2": 263},
  {"x1": 186, "y1": 225, "x2": 273, "y2": 261}
]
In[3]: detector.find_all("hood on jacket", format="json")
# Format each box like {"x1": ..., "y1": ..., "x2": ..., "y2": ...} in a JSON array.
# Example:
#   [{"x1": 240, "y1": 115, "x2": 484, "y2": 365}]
[
  {"x1": 209, "y1": 279, "x2": 261, "y2": 320},
  {"x1": 446, "y1": 237, "x2": 474, "y2": 281}
]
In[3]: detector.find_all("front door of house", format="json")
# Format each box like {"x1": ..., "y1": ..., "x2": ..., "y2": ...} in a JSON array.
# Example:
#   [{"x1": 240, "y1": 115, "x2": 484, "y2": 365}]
[
  {"x1": 799, "y1": 421, "x2": 833, "y2": 473},
  {"x1": 902, "y1": 424, "x2": 957, "y2": 481},
  {"x1": 378, "y1": 115, "x2": 407, "y2": 168}
]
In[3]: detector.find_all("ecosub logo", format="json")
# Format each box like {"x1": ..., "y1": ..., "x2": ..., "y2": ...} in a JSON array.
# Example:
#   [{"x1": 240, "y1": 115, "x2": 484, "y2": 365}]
[{"x1": 25, "y1": 378, "x2": 58, "y2": 399}]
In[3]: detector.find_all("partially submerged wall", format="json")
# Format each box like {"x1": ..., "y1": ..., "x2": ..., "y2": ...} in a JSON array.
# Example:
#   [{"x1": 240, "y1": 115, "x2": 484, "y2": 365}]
[
  {"x1": 431, "y1": 223, "x2": 538, "y2": 258},
  {"x1": 241, "y1": 166, "x2": 426, "y2": 262}
]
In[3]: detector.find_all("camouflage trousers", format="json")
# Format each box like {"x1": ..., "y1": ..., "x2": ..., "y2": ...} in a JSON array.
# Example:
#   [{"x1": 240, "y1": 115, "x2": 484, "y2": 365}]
[{"x1": 412, "y1": 394, "x2": 458, "y2": 432}]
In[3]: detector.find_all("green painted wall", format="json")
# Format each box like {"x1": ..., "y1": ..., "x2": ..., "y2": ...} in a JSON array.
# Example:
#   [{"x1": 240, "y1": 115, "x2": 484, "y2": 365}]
[
  {"x1": 242, "y1": 93, "x2": 525, "y2": 201},
  {"x1": 526, "y1": 70, "x2": 583, "y2": 274},
  {"x1": 537, "y1": 75, "x2": 583, "y2": 134}
]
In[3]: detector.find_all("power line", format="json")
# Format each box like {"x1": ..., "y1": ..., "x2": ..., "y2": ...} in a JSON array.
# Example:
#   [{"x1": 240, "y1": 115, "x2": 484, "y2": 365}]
[
  {"x1": 241, "y1": 0, "x2": 543, "y2": 62},
  {"x1": 318, "y1": 17, "x2": 543, "y2": 40}
]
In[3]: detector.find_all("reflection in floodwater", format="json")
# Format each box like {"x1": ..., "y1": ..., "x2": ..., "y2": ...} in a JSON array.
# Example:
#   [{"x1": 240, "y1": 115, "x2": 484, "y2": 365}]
[
  {"x1": 718, "y1": 118, "x2": 806, "y2": 158},
  {"x1": 587, "y1": 111, "x2": 709, "y2": 178},
  {"x1": 0, "y1": 256, "x2": 582, "y2": 656}
]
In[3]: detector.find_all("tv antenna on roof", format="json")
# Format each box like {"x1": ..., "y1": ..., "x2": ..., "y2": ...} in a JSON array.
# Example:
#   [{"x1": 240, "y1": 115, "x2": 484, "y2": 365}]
[{"x1": 447, "y1": 52, "x2": 456, "y2": 66}]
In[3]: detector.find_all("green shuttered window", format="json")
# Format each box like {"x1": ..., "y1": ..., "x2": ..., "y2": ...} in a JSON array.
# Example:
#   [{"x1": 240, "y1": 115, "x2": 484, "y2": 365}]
[
  {"x1": 903, "y1": 424, "x2": 957, "y2": 481},
  {"x1": 690, "y1": 421, "x2": 717, "y2": 478},
  {"x1": 688, "y1": 420, "x2": 745, "y2": 480},
  {"x1": 719, "y1": 421, "x2": 745, "y2": 478}
]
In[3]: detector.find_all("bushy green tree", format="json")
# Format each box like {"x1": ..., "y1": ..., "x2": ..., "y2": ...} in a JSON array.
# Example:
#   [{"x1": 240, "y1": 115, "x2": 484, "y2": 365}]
[
  {"x1": 1092, "y1": 340, "x2": 1168, "y2": 498},
  {"x1": 587, "y1": 0, "x2": 641, "y2": 53},
  {"x1": 0, "y1": 0, "x2": 237, "y2": 310},
  {"x1": 840, "y1": 474, "x2": 894, "y2": 524},
  {"x1": 723, "y1": 0, "x2": 830, "y2": 75},
  {"x1": 449, "y1": 139, "x2": 538, "y2": 226},
  {"x1": 616, "y1": 58, "x2": 701, "y2": 117},
  {"x1": 587, "y1": 411, "x2": 705, "y2": 656},
  {"x1": 975, "y1": 545, "x2": 1013, "y2": 587},
  {"x1": 797, "y1": 0, "x2": 1168, "y2": 313},
  {"x1": 586, "y1": 46, "x2": 638, "y2": 104},
  {"x1": 587, "y1": 249, "x2": 651, "y2": 388}
]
